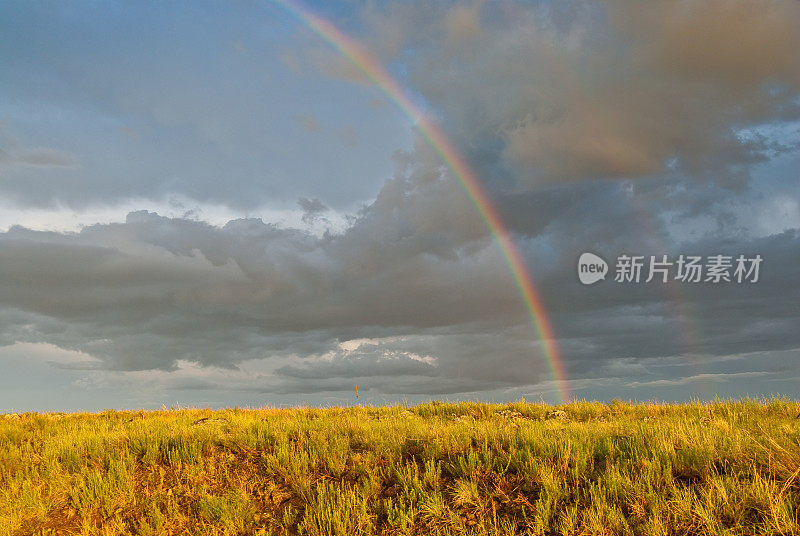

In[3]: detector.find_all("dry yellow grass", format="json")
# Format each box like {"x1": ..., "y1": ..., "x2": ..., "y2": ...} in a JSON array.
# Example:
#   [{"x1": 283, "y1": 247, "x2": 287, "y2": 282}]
[{"x1": 1, "y1": 399, "x2": 799, "y2": 535}]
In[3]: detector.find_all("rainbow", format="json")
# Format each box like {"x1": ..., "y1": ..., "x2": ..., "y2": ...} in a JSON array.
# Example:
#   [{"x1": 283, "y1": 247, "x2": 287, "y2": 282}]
[{"x1": 271, "y1": 0, "x2": 571, "y2": 402}]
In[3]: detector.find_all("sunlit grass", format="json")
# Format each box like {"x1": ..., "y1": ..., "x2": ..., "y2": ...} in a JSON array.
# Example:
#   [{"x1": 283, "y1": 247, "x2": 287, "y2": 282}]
[{"x1": 1, "y1": 399, "x2": 799, "y2": 535}]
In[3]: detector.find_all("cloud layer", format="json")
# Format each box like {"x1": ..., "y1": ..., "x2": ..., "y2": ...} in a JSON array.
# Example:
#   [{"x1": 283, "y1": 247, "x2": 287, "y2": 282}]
[
  {"x1": 357, "y1": 0, "x2": 800, "y2": 189},
  {"x1": 1, "y1": 0, "x2": 799, "y2": 407}
]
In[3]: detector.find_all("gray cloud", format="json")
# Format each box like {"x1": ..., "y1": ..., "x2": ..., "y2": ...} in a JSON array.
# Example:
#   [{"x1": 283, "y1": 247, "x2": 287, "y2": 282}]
[
  {"x1": 1, "y1": 190, "x2": 798, "y2": 398},
  {"x1": 298, "y1": 197, "x2": 328, "y2": 224},
  {"x1": 352, "y1": 0, "x2": 800, "y2": 189}
]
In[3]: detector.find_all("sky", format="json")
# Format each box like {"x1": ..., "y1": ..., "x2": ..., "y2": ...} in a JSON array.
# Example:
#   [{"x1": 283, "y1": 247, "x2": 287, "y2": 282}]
[{"x1": 1, "y1": 0, "x2": 799, "y2": 412}]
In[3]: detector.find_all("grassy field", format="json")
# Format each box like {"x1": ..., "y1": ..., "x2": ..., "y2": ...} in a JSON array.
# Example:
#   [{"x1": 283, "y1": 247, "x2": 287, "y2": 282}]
[{"x1": 1, "y1": 400, "x2": 800, "y2": 535}]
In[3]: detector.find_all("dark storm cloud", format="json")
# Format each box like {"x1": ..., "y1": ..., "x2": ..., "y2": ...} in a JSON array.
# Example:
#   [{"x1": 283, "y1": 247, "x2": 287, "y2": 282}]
[
  {"x1": 1, "y1": 192, "x2": 798, "y2": 396},
  {"x1": 0, "y1": 183, "x2": 527, "y2": 377},
  {"x1": 354, "y1": 0, "x2": 800, "y2": 189}
]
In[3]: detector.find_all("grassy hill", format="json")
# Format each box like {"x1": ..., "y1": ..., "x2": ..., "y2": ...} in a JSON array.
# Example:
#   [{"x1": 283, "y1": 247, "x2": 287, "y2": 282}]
[{"x1": 2, "y1": 400, "x2": 799, "y2": 535}]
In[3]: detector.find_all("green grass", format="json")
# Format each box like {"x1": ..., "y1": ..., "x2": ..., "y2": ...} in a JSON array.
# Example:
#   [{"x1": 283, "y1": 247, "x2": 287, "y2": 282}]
[{"x1": 1, "y1": 399, "x2": 800, "y2": 535}]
